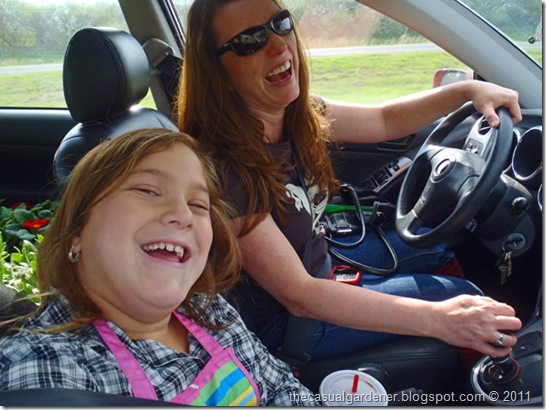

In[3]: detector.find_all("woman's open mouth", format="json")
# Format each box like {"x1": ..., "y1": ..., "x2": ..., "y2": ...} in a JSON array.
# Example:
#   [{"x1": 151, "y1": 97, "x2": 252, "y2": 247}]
[{"x1": 266, "y1": 61, "x2": 292, "y2": 83}]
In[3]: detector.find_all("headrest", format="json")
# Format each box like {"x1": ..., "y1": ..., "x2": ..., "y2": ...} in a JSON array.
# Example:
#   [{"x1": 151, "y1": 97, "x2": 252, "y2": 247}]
[{"x1": 63, "y1": 27, "x2": 150, "y2": 123}]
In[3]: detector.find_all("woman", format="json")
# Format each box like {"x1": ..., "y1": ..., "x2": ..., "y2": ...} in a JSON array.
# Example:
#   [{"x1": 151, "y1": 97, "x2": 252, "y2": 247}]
[
  {"x1": 176, "y1": 0, "x2": 522, "y2": 360},
  {"x1": 0, "y1": 129, "x2": 318, "y2": 406}
]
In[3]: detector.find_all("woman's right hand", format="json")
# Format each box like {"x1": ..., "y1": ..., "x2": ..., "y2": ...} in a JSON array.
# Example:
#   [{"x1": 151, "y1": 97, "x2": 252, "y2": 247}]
[{"x1": 430, "y1": 294, "x2": 522, "y2": 357}]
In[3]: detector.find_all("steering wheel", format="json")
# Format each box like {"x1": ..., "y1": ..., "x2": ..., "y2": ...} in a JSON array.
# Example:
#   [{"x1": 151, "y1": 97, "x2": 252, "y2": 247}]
[{"x1": 396, "y1": 102, "x2": 513, "y2": 248}]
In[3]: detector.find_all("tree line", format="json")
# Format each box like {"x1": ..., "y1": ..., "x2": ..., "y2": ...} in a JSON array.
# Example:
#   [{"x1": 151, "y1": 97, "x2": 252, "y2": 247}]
[
  {"x1": 0, "y1": 0, "x2": 541, "y2": 59},
  {"x1": 0, "y1": 0, "x2": 126, "y2": 55}
]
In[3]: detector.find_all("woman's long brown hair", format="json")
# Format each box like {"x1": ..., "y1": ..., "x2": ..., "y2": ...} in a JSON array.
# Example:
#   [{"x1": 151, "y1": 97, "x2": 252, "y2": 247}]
[{"x1": 176, "y1": 0, "x2": 340, "y2": 235}]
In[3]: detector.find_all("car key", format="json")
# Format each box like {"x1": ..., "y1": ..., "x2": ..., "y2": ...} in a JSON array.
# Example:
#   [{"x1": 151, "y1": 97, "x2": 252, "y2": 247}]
[
  {"x1": 498, "y1": 239, "x2": 518, "y2": 285},
  {"x1": 498, "y1": 250, "x2": 512, "y2": 285}
]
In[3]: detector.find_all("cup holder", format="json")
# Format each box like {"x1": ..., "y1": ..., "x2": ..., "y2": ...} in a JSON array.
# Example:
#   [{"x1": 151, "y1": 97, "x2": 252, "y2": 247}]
[{"x1": 512, "y1": 126, "x2": 542, "y2": 188}]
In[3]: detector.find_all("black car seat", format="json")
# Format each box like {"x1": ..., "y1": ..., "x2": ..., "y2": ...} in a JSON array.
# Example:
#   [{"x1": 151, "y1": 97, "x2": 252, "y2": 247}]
[{"x1": 53, "y1": 27, "x2": 178, "y2": 183}]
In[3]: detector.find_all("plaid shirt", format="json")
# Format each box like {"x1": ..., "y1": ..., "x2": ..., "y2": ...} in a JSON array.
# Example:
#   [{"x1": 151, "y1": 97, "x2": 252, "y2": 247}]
[{"x1": 0, "y1": 294, "x2": 319, "y2": 406}]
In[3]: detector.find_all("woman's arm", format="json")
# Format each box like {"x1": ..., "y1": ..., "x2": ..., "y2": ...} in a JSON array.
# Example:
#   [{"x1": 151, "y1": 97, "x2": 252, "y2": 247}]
[
  {"x1": 325, "y1": 80, "x2": 521, "y2": 144},
  {"x1": 233, "y1": 214, "x2": 522, "y2": 358}
]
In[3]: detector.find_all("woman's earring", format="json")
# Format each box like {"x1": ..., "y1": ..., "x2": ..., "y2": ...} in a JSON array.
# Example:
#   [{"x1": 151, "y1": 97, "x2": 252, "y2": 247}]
[{"x1": 68, "y1": 246, "x2": 81, "y2": 263}]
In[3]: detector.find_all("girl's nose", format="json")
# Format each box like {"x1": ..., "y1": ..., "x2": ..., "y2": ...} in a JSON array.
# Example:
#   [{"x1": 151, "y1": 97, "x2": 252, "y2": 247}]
[{"x1": 161, "y1": 198, "x2": 193, "y2": 228}]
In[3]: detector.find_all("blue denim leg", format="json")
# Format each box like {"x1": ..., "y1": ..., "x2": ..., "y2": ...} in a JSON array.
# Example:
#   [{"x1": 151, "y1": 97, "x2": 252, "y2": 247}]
[
  {"x1": 258, "y1": 228, "x2": 472, "y2": 360},
  {"x1": 329, "y1": 227, "x2": 454, "y2": 274},
  {"x1": 306, "y1": 274, "x2": 483, "y2": 360}
]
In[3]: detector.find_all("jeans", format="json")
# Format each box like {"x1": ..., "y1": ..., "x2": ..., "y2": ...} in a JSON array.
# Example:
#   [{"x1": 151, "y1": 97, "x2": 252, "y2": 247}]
[
  {"x1": 328, "y1": 226, "x2": 455, "y2": 274},
  {"x1": 259, "y1": 227, "x2": 483, "y2": 360}
]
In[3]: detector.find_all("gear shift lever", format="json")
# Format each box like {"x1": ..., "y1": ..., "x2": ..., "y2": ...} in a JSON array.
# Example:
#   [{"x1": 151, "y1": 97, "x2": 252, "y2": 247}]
[
  {"x1": 484, "y1": 354, "x2": 520, "y2": 384},
  {"x1": 471, "y1": 288, "x2": 542, "y2": 405}
]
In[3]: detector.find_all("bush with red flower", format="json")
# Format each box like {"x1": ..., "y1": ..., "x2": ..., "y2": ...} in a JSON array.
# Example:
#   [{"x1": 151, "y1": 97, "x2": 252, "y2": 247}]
[
  {"x1": 1, "y1": 200, "x2": 59, "y2": 302},
  {"x1": 0, "y1": 200, "x2": 58, "y2": 252},
  {"x1": 23, "y1": 218, "x2": 50, "y2": 231}
]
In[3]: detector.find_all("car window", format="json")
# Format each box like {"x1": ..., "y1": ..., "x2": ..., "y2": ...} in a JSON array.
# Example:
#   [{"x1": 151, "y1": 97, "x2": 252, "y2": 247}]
[
  {"x1": 172, "y1": 0, "x2": 470, "y2": 104},
  {"x1": 0, "y1": 0, "x2": 153, "y2": 109},
  {"x1": 292, "y1": 1, "x2": 471, "y2": 104},
  {"x1": 173, "y1": 0, "x2": 542, "y2": 105},
  {"x1": 460, "y1": 0, "x2": 542, "y2": 65}
]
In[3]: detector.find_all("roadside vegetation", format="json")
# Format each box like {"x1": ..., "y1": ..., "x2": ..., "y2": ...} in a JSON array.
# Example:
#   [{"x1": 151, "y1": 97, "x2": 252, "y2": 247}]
[
  {"x1": 0, "y1": 47, "x2": 541, "y2": 107},
  {"x1": 0, "y1": 200, "x2": 58, "y2": 302}
]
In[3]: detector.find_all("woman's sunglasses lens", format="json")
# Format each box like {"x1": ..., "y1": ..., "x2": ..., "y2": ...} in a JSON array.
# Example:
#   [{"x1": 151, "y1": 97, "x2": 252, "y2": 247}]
[
  {"x1": 229, "y1": 10, "x2": 293, "y2": 56},
  {"x1": 273, "y1": 12, "x2": 292, "y2": 35},
  {"x1": 233, "y1": 28, "x2": 268, "y2": 55}
]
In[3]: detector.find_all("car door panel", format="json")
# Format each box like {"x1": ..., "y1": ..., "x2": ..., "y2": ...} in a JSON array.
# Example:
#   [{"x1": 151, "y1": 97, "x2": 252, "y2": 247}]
[
  {"x1": 330, "y1": 116, "x2": 477, "y2": 200},
  {"x1": 0, "y1": 109, "x2": 75, "y2": 206},
  {"x1": 329, "y1": 121, "x2": 440, "y2": 200}
]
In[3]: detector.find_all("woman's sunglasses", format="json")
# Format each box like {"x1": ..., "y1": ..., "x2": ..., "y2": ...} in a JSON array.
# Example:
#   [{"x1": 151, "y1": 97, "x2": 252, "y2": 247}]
[{"x1": 216, "y1": 9, "x2": 294, "y2": 57}]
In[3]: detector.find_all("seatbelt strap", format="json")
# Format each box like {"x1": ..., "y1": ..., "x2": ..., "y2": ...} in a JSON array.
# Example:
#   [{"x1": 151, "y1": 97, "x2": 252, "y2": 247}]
[
  {"x1": 277, "y1": 254, "x2": 331, "y2": 369},
  {"x1": 142, "y1": 37, "x2": 181, "y2": 108},
  {"x1": 154, "y1": 53, "x2": 181, "y2": 106},
  {"x1": 276, "y1": 142, "x2": 330, "y2": 370}
]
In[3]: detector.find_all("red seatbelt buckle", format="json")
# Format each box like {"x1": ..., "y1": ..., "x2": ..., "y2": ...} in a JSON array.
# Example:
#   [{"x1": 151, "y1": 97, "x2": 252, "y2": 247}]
[{"x1": 328, "y1": 265, "x2": 361, "y2": 285}]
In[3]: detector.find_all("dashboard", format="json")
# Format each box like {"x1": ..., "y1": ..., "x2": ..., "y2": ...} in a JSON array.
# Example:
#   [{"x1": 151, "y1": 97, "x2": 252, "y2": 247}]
[
  {"x1": 475, "y1": 110, "x2": 543, "y2": 257},
  {"x1": 511, "y1": 119, "x2": 543, "y2": 213}
]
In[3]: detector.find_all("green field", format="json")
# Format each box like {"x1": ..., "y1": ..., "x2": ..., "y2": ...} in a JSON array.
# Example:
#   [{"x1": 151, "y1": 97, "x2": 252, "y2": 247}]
[
  {"x1": 309, "y1": 51, "x2": 469, "y2": 103},
  {"x1": 0, "y1": 49, "x2": 541, "y2": 108},
  {"x1": 309, "y1": 49, "x2": 542, "y2": 103}
]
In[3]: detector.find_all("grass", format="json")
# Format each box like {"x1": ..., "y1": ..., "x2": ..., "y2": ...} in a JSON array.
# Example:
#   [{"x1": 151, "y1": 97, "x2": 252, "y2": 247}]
[
  {"x1": 0, "y1": 70, "x2": 156, "y2": 108},
  {"x1": 0, "y1": 48, "x2": 542, "y2": 107},
  {"x1": 0, "y1": 71, "x2": 65, "y2": 107},
  {"x1": 309, "y1": 48, "x2": 542, "y2": 104},
  {"x1": 308, "y1": 51, "x2": 469, "y2": 103}
]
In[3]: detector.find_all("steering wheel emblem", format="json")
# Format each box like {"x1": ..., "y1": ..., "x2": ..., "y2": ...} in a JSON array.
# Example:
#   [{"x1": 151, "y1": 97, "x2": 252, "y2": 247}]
[{"x1": 433, "y1": 158, "x2": 454, "y2": 181}]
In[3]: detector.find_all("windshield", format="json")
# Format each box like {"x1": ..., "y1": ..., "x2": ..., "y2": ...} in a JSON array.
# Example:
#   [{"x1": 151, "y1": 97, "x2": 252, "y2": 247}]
[{"x1": 459, "y1": 0, "x2": 542, "y2": 66}]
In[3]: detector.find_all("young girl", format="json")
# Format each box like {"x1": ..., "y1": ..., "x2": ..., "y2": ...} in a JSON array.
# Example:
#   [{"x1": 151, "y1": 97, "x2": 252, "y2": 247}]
[{"x1": 0, "y1": 129, "x2": 318, "y2": 406}]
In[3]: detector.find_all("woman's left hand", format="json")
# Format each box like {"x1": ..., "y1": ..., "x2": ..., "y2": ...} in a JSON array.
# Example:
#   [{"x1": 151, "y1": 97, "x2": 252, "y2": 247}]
[{"x1": 464, "y1": 81, "x2": 522, "y2": 127}]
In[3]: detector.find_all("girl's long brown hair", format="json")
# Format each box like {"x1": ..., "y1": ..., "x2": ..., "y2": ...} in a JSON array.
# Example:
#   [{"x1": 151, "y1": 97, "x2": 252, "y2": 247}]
[
  {"x1": 176, "y1": 0, "x2": 339, "y2": 235},
  {"x1": 36, "y1": 129, "x2": 241, "y2": 331}
]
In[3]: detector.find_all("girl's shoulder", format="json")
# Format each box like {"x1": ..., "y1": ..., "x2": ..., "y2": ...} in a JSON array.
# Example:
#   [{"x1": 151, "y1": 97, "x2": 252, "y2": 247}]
[
  {"x1": 0, "y1": 297, "x2": 106, "y2": 365},
  {"x1": 0, "y1": 306, "x2": 111, "y2": 392}
]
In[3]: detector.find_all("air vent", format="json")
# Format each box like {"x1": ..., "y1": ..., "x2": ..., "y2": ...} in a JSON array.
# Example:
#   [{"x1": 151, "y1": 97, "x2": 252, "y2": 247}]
[{"x1": 478, "y1": 118, "x2": 492, "y2": 135}]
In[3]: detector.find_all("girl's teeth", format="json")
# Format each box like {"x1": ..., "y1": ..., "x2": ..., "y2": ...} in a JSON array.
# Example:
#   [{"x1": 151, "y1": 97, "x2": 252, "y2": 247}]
[
  {"x1": 174, "y1": 246, "x2": 184, "y2": 260},
  {"x1": 143, "y1": 242, "x2": 185, "y2": 260}
]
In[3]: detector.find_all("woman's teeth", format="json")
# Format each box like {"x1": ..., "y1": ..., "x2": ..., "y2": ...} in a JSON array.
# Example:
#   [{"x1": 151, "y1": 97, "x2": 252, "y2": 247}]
[{"x1": 267, "y1": 61, "x2": 291, "y2": 77}]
